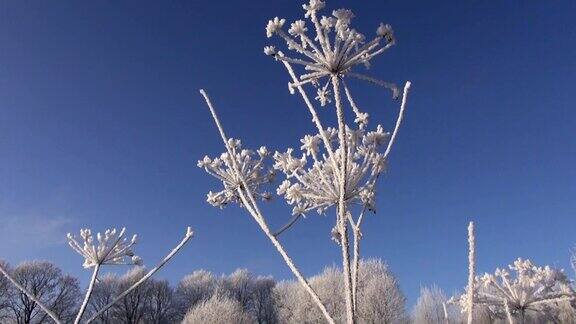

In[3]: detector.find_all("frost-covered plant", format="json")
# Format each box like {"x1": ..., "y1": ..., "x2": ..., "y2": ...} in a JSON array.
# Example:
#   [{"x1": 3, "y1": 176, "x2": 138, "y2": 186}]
[
  {"x1": 264, "y1": 0, "x2": 399, "y2": 111},
  {"x1": 263, "y1": 2, "x2": 411, "y2": 323},
  {"x1": 453, "y1": 258, "x2": 574, "y2": 323},
  {"x1": 198, "y1": 140, "x2": 274, "y2": 209},
  {"x1": 198, "y1": 90, "x2": 336, "y2": 323},
  {"x1": 0, "y1": 227, "x2": 193, "y2": 324},
  {"x1": 67, "y1": 228, "x2": 142, "y2": 269},
  {"x1": 273, "y1": 124, "x2": 388, "y2": 217},
  {"x1": 198, "y1": 1, "x2": 411, "y2": 323}
]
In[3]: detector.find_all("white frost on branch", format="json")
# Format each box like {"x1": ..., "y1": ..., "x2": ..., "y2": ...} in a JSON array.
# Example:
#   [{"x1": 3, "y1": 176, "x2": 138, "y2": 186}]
[{"x1": 273, "y1": 124, "x2": 389, "y2": 216}]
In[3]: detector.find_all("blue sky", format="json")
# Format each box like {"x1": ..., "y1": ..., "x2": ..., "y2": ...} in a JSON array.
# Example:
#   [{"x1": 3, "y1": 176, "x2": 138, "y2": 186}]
[{"x1": 0, "y1": 0, "x2": 575, "y2": 306}]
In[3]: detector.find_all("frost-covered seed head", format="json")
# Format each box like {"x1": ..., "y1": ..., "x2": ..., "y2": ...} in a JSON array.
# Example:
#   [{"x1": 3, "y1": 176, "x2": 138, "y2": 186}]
[
  {"x1": 265, "y1": 0, "x2": 400, "y2": 124},
  {"x1": 266, "y1": 17, "x2": 286, "y2": 38},
  {"x1": 452, "y1": 258, "x2": 574, "y2": 316},
  {"x1": 199, "y1": 139, "x2": 274, "y2": 209},
  {"x1": 274, "y1": 123, "x2": 389, "y2": 215},
  {"x1": 67, "y1": 227, "x2": 141, "y2": 269}
]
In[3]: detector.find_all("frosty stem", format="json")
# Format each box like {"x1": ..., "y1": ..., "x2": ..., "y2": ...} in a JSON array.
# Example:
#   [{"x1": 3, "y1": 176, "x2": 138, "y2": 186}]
[
  {"x1": 467, "y1": 222, "x2": 475, "y2": 324},
  {"x1": 504, "y1": 299, "x2": 514, "y2": 324},
  {"x1": 74, "y1": 264, "x2": 100, "y2": 324},
  {"x1": 332, "y1": 75, "x2": 356, "y2": 324},
  {"x1": 0, "y1": 263, "x2": 62, "y2": 324},
  {"x1": 350, "y1": 207, "x2": 366, "y2": 312},
  {"x1": 85, "y1": 227, "x2": 193, "y2": 324},
  {"x1": 349, "y1": 81, "x2": 412, "y2": 312},
  {"x1": 199, "y1": 89, "x2": 336, "y2": 324}
]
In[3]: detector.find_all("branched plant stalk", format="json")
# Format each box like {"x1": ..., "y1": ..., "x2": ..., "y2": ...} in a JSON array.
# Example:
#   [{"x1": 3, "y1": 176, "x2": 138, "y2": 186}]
[
  {"x1": 283, "y1": 57, "x2": 412, "y2": 319},
  {"x1": 198, "y1": 3, "x2": 413, "y2": 323},
  {"x1": 199, "y1": 89, "x2": 336, "y2": 324}
]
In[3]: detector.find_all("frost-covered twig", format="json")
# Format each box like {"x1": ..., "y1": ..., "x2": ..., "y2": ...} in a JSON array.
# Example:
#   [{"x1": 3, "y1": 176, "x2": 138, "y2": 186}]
[
  {"x1": 85, "y1": 227, "x2": 194, "y2": 324},
  {"x1": 0, "y1": 264, "x2": 63, "y2": 324},
  {"x1": 74, "y1": 264, "x2": 100, "y2": 324},
  {"x1": 467, "y1": 221, "x2": 475, "y2": 324},
  {"x1": 198, "y1": 90, "x2": 336, "y2": 324}
]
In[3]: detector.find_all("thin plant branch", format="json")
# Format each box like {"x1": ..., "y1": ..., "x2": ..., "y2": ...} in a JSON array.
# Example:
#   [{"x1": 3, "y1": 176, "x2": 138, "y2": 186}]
[
  {"x1": 199, "y1": 89, "x2": 336, "y2": 324},
  {"x1": 273, "y1": 213, "x2": 304, "y2": 237},
  {"x1": 74, "y1": 264, "x2": 100, "y2": 324}
]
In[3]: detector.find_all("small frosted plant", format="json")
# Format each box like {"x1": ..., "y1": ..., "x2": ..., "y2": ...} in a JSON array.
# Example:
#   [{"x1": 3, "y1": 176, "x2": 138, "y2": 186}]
[
  {"x1": 453, "y1": 258, "x2": 574, "y2": 324},
  {"x1": 0, "y1": 226, "x2": 193, "y2": 324},
  {"x1": 199, "y1": 1, "x2": 411, "y2": 323},
  {"x1": 67, "y1": 228, "x2": 142, "y2": 269},
  {"x1": 198, "y1": 140, "x2": 274, "y2": 208},
  {"x1": 273, "y1": 124, "x2": 388, "y2": 217}
]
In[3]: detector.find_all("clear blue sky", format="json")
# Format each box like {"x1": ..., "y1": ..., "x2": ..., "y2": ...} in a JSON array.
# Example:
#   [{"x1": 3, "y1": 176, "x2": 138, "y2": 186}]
[{"x1": 1, "y1": 0, "x2": 575, "y2": 306}]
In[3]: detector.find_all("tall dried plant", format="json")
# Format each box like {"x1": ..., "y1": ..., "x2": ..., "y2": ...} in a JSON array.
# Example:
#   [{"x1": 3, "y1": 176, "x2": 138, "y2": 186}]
[{"x1": 198, "y1": 1, "x2": 412, "y2": 322}]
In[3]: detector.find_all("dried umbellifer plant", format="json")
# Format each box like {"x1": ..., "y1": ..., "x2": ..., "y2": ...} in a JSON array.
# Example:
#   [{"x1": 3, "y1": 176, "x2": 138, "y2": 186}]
[{"x1": 197, "y1": 1, "x2": 412, "y2": 323}]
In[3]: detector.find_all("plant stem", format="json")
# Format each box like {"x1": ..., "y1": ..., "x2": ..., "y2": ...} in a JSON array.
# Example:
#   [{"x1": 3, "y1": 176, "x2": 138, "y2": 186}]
[
  {"x1": 467, "y1": 222, "x2": 475, "y2": 324},
  {"x1": 332, "y1": 75, "x2": 355, "y2": 324},
  {"x1": 351, "y1": 225, "x2": 360, "y2": 312},
  {"x1": 74, "y1": 264, "x2": 100, "y2": 324}
]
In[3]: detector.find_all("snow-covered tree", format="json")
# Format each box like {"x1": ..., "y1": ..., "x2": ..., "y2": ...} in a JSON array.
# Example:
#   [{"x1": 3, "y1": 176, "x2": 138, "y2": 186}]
[
  {"x1": 198, "y1": 1, "x2": 412, "y2": 323},
  {"x1": 0, "y1": 227, "x2": 193, "y2": 324},
  {"x1": 413, "y1": 286, "x2": 452, "y2": 324},
  {"x1": 356, "y1": 259, "x2": 406, "y2": 324},
  {"x1": 453, "y1": 258, "x2": 574, "y2": 323},
  {"x1": 182, "y1": 293, "x2": 254, "y2": 324},
  {"x1": 274, "y1": 259, "x2": 406, "y2": 323},
  {"x1": 219, "y1": 268, "x2": 255, "y2": 311},
  {"x1": 173, "y1": 270, "x2": 217, "y2": 320}
]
